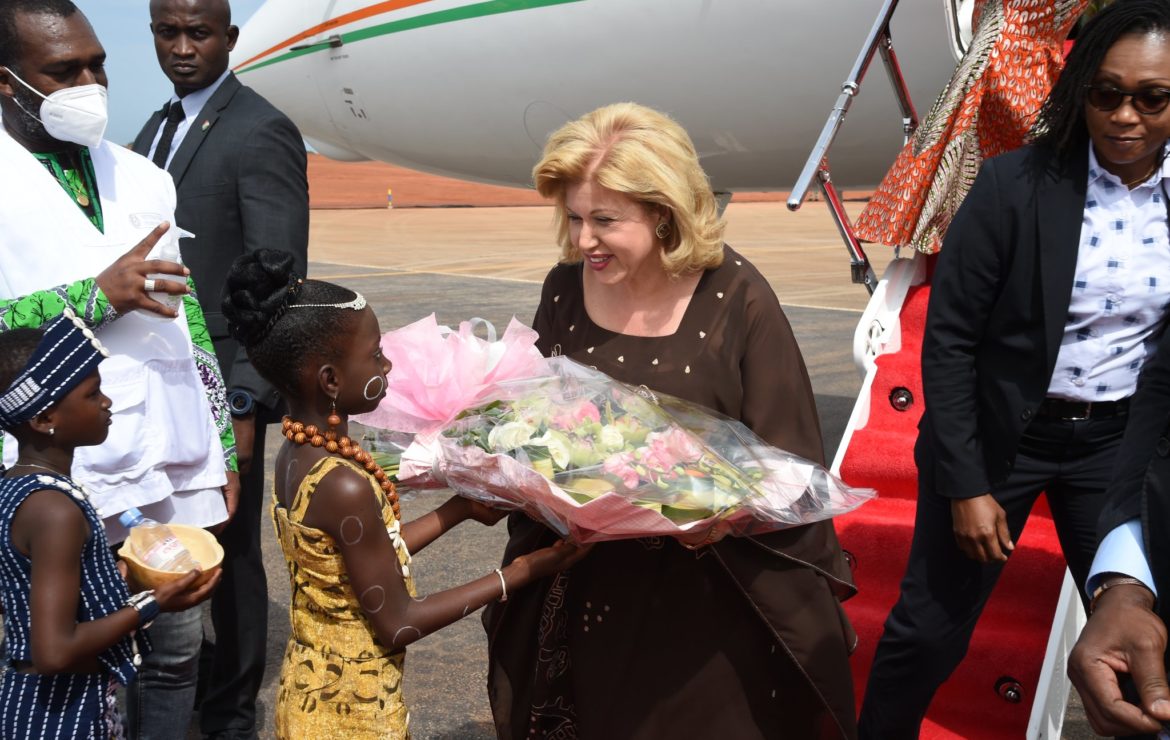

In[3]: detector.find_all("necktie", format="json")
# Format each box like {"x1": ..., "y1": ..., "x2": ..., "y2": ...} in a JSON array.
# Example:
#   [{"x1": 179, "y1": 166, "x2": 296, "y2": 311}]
[{"x1": 151, "y1": 100, "x2": 185, "y2": 169}]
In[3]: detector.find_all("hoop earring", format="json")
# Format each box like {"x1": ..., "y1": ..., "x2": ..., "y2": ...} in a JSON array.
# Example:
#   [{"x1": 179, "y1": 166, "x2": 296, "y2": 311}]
[
  {"x1": 48, "y1": 428, "x2": 54, "y2": 437},
  {"x1": 327, "y1": 398, "x2": 341, "y2": 432},
  {"x1": 655, "y1": 222, "x2": 670, "y2": 239}
]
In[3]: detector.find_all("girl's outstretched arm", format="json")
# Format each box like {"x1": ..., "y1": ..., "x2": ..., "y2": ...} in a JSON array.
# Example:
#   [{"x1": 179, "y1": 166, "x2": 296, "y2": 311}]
[
  {"x1": 305, "y1": 466, "x2": 588, "y2": 651},
  {"x1": 398, "y1": 495, "x2": 507, "y2": 555}
]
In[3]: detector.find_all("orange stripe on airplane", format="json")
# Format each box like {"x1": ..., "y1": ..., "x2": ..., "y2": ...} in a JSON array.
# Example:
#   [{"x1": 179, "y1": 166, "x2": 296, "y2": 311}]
[{"x1": 233, "y1": 0, "x2": 437, "y2": 71}]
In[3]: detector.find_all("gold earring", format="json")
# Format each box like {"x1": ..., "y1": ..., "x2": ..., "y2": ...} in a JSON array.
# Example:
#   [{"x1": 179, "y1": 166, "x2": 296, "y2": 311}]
[{"x1": 655, "y1": 222, "x2": 670, "y2": 239}]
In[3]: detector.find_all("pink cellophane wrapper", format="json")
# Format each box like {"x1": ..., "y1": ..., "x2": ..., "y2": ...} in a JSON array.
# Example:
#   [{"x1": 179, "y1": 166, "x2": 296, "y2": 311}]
[
  {"x1": 353, "y1": 314, "x2": 550, "y2": 434},
  {"x1": 394, "y1": 356, "x2": 876, "y2": 546}
]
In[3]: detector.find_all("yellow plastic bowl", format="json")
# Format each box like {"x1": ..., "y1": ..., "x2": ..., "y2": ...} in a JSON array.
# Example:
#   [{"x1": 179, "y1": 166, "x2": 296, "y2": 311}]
[{"x1": 118, "y1": 524, "x2": 223, "y2": 591}]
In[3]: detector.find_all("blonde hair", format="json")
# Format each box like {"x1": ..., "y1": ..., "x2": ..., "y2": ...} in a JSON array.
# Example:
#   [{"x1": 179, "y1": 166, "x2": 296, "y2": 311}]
[{"x1": 533, "y1": 102, "x2": 725, "y2": 278}]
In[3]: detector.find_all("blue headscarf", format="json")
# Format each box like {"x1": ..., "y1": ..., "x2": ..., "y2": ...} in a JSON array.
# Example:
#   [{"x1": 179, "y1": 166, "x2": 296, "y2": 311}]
[{"x1": 0, "y1": 310, "x2": 109, "y2": 431}]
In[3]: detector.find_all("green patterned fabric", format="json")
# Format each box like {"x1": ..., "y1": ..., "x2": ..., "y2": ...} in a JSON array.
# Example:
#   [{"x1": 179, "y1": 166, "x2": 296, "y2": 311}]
[
  {"x1": 31, "y1": 149, "x2": 104, "y2": 233},
  {"x1": 0, "y1": 278, "x2": 237, "y2": 472},
  {"x1": 186, "y1": 279, "x2": 238, "y2": 472},
  {"x1": 0, "y1": 277, "x2": 114, "y2": 331}
]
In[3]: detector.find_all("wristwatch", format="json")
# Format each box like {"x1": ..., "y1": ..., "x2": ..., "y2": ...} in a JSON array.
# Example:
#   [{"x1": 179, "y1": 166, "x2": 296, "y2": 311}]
[
  {"x1": 226, "y1": 389, "x2": 255, "y2": 418},
  {"x1": 125, "y1": 590, "x2": 160, "y2": 629}
]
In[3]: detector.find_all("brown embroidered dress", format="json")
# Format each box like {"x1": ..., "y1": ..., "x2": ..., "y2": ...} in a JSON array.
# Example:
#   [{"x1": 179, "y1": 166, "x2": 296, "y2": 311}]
[{"x1": 484, "y1": 246, "x2": 858, "y2": 740}]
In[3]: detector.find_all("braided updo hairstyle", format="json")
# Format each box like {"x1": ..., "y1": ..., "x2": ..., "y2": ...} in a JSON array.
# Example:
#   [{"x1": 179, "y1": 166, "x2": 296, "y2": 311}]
[{"x1": 222, "y1": 249, "x2": 366, "y2": 397}]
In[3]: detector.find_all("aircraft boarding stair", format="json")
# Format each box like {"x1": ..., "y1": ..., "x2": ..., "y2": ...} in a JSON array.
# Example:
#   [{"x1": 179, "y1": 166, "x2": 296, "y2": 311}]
[
  {"x1": 788, "y1": 1, "x2": 1085, "y2": 737},
  {"x1": 829, "y1": 257, "x2": 1078, "y2": 739}
]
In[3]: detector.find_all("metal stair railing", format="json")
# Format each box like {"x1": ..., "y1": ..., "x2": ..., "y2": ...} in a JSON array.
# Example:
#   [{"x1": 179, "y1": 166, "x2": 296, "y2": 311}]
[{"x1": 787, "y1": 0, "x2": 918, "y2": 293}]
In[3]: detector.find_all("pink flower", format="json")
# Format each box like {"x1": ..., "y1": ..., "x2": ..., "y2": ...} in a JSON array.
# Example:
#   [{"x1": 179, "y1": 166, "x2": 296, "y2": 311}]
[
  {"x1": 603, "y1": 451, "x2": 640, "y2": 489},
  {"x1": 551, "y1": 401, "x2": 602, "y2": 432},
  {"x1": 648, "y1": 429, "x2": 704, "y2": 462},
  {"x1": 573, "y1": 401, "x2": 602, "y2": 423}
]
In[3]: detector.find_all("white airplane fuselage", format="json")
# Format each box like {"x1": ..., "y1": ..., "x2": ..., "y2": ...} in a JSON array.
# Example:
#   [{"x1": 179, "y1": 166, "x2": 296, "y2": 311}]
[{"x1": 232, "y1": 0, "x2": 961, "y2": 191}]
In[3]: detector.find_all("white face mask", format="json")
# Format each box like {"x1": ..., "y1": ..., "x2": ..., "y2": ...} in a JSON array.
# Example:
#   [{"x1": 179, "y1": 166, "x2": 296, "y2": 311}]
[{"x1": 4, "y1": 67, "x2": 108, "y2": 148}]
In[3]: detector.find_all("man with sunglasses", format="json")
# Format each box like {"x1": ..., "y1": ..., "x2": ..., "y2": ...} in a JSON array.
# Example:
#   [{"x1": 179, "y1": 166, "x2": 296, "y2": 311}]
[{"x1": 858, "y1": 2, "x2": 1170, "y2": 737}]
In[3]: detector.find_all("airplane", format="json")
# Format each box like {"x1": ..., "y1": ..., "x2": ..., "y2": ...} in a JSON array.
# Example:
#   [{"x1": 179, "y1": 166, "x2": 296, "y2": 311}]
[
  {"x1": 230, "y1": 2, "x2": 1088, "y2": 739},
  {"x1": 230, "y1": 0, "x2": 971, "y2": 192}
]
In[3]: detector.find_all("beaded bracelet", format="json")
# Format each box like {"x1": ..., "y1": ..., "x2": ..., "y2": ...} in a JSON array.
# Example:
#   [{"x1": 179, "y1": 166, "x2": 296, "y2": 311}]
[{"x1": 125, "y1": 590, "x2": 160, "y2": 629}]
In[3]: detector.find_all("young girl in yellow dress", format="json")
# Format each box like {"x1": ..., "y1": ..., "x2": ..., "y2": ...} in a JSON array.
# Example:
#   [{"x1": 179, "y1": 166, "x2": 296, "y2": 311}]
[{"x1": 220, "y1": 250, "x2": 588, "y2": 738}]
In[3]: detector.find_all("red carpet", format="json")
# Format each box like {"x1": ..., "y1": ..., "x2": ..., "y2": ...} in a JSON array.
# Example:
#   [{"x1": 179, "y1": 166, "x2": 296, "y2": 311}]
[{"x1": 836, "y1": 269, "x2": 1067, "y2": 737}]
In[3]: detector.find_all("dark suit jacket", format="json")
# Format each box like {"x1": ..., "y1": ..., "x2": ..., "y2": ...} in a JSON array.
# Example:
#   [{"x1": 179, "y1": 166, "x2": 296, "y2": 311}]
[
  {"x1": 1098, "y1": 322, "x2": 1170, "y2": 627},
  {"x1": 918, "y1": 144, "x2": 1090, "y2": 499},
  {"x1": 133, "y1": 73, "x2": 309, "y2": 412}
]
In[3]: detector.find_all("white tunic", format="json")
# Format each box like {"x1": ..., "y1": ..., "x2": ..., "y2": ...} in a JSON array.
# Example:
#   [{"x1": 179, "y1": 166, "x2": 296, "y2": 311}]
[{"x1": 0, "y1": 128, "x2": 227, "y2": 540}]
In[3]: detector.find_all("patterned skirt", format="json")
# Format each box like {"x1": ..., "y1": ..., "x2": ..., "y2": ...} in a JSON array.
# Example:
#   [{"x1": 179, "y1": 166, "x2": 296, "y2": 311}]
[
  {"x1": 854, "y1": 0, "x2": 1088, "y2": 253},
  {"x1": 275, "y1": 639, "x2": 410, "y2": 739},
  {"x1": 0, "y1": 670, "x2": 124, "y2": 740}
]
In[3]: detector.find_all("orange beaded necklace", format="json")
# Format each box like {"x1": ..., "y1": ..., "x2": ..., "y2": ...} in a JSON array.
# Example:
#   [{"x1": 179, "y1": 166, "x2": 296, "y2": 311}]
[{"x1": 281, "y1": 414, "x2": 401, "y2": 520}]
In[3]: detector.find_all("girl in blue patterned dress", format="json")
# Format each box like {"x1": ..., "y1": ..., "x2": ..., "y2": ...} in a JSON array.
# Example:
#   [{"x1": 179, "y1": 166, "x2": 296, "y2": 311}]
[{"x1": 0, "y1": 312, "x2": 219, "y2": 739}]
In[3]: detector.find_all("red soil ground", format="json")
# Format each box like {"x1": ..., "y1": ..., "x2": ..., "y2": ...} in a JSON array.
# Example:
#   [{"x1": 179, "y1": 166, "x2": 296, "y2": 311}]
[{"x1": 307, "y1": 153, "x2": 868, "y2": 209}]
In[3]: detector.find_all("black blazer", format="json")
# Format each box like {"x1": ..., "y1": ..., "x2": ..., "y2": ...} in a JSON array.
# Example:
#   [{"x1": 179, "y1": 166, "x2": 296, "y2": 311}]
[
  {"x1": 918, "y1": 144, "x2": 1089, "y2": 499},
  {"x1": 1098, "y1": 322, "x2": 1170, "y2": 627},
  {"x1": 133, "y1": 73, "x2": 309, "y2": 411}
]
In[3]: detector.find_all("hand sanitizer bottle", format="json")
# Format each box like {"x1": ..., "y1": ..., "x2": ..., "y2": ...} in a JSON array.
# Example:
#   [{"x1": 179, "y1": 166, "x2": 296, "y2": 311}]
[{"x1": 144, "y1": 225, "x2": 195, "y2": 320}]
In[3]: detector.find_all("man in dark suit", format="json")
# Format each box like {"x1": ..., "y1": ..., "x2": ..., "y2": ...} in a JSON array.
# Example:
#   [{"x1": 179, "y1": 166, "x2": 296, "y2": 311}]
[
  {"x1": 133, "y1": 1, "x2": 308, "y2": 737},
  {"x1": 1068, "y1": 319, "x2": 1170, "y2": 739}
]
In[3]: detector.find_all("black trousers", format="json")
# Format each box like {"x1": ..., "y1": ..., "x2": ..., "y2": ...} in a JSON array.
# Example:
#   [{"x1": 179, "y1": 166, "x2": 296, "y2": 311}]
[
  {"x1": 199, "y1": 334, "x2": 273, "y2": 739},
  {"x1": 857, "y1": 413, "x2": 1128, "y2": 740}
]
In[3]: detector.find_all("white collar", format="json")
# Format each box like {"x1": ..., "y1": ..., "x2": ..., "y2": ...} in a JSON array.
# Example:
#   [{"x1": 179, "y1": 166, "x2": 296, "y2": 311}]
[
  {"x1": 168, "y1": 68, "x2": 231, "y2": 121},
  {"x1": 1087, "y1": 140, "x2": 1170, "y2": 190}
]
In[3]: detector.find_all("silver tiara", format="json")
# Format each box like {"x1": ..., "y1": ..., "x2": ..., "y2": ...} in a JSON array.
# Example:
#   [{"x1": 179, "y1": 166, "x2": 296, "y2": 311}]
[{"x1": 287, "y1": 293, "x2": 367, "y2": 311}]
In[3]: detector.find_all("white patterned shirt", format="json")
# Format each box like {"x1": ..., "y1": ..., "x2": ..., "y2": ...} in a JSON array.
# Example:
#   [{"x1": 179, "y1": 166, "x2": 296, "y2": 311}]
[{"x1": 1048, "y1": 144, "x2": 1170, "y2": 401}]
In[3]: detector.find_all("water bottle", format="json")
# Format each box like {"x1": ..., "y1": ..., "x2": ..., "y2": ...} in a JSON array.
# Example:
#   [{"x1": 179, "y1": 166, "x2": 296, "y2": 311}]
[
  {"x1": 118, "y1": 508, "x2": 200, "y2": 572},
  {"x1": 143, "y1": 225, "x2": 194, "y2": 321}
]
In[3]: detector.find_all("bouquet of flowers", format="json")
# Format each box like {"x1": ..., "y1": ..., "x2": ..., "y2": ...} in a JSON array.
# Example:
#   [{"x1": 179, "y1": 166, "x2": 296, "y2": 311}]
[{"x1": 364, "y1": 319, "x2": 874, "y2": 544}]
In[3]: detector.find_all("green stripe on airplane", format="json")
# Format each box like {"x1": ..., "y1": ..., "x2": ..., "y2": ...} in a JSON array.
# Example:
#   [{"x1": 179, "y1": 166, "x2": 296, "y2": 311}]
[{"x1": 237, "y1": 0, "x2": 585, "y2": 74}]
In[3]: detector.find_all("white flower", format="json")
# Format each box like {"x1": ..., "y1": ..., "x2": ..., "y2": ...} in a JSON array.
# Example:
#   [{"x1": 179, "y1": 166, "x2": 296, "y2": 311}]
[
  {"x1": 531, "y1": 430, "x2": 571, "y2": 469},
  {"x1": 488, "y1": 421, "x2": 536, "y2": 451},
  {"x1": 599, "y1": 425, "x2": 625, "y2": 452}
]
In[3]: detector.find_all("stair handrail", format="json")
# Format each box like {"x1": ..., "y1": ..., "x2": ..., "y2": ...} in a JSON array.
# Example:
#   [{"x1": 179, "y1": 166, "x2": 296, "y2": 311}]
[{"x1": 787, "y1": 0, "x2": 918, "y2": 293}]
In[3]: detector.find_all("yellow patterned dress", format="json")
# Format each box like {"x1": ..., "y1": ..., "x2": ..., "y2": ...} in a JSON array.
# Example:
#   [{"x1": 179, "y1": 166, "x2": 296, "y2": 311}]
[{"x1": 272, "y1": 457, "x2": 416, "y2": 739}]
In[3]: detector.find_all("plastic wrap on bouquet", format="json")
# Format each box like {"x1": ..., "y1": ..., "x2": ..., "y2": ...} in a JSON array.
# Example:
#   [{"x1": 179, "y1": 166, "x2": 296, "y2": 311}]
[
  {"x1": 353, "y1": 313, "x2": 550, "y2": 433},
  {"x1": 400, "y1": 356, "x2": 875, "y2": 546}
]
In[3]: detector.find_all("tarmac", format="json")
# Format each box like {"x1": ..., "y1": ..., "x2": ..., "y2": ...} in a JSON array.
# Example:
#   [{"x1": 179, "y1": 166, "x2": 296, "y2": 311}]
[{"x1": 187, "y1": 161, "x2": 1099, "y2": 738}]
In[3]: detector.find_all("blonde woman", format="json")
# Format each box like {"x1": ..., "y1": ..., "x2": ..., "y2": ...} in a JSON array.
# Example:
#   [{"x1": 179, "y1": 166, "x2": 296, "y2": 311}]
[{"x1": 484, "y1": 103, "x2": 858, "y2": 740}]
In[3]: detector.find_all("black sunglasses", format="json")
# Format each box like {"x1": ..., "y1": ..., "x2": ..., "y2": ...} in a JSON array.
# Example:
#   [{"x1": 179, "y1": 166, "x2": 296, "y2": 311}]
[{"x1": 1085, "y1": 84, "x2": 1170, "y2": 115}]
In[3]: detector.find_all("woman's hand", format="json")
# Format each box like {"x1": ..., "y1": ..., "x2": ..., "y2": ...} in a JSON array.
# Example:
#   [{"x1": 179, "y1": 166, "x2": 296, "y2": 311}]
[
  {"x1": 511, "y1": 540, "x2": 594, "y2": 582},
  {"x1": 951, "y1": 494, "x2": 1014, "y2": 562},
  {"x1": 151, "y1": 568, "x2": 222, "y2": 612},
  {"x1": 464, "y1": 499, "x2": 510, "y2": 526}
]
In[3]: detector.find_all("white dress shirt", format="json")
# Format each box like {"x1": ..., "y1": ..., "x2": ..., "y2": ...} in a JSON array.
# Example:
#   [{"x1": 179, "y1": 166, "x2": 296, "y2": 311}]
[
  {"x1": 145, "y1": 68, "x2": 231, "y2": 169},
  {"x1": 1049, "y1": 144, "x2": 1170, "y2": 401},
  {"x1": 1087, "y1": 519, "x2": 1157, "y2": 597},
  {"x1": 1083, "y1": 145, "x2": 1170, "y2": 599}
]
